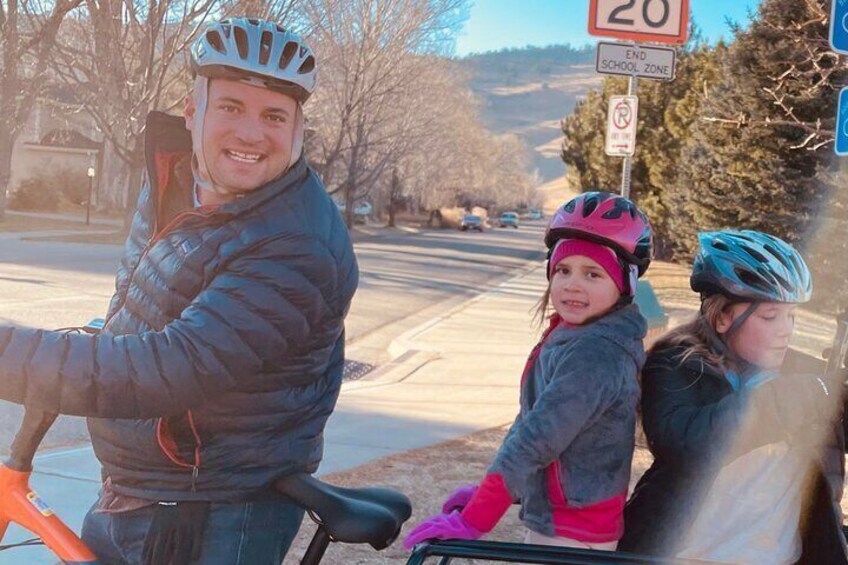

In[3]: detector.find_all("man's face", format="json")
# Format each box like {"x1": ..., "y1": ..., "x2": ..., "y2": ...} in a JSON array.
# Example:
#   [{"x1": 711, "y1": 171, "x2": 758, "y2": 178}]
[{"x1": 185, "y1": 78, "x2": 298, "y2": 195}]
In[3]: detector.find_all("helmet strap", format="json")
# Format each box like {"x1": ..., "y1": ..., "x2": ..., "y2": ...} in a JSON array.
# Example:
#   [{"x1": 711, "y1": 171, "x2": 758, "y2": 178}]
[{"x1": 703, "y1": 300, "x2": 760, "y2": 373}]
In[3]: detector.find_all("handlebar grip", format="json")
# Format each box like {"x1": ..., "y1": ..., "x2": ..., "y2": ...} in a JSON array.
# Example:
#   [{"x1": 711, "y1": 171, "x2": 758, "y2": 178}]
[{"x1": 5, "y1": 408, "x2": 58, "y2": 472}]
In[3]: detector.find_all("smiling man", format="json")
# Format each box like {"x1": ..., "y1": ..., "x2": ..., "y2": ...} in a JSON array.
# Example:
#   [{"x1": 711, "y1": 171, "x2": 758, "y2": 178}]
[{"x1": 0, "y1": 18, "x2": 357, "y2": 565}]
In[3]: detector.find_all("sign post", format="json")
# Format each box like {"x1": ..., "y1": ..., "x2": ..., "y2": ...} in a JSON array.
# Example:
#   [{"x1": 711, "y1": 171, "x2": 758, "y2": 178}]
[{"x1": 590, "y1": 0, "x2": 688, "y2": 196}]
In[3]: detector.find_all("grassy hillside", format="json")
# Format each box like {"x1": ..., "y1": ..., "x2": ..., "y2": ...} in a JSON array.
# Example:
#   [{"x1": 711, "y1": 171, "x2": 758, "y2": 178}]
[{"x1": 458, "y1": 44, "x2": 601, "y2": 194}]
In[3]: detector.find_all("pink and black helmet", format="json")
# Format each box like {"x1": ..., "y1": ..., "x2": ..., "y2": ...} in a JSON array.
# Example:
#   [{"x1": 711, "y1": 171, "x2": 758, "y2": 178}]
[{"x1": 545, "y1": 192, "x2": 654, "y2": 293}]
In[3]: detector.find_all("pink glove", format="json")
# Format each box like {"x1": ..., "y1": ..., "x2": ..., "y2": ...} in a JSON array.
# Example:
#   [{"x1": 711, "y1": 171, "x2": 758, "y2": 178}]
[
  {"x1": 403, "y1": 510, "x2": 483, "y2": 550},
  {"x1": 441, "y1": 485, "x2": 478, "y2": 514}
]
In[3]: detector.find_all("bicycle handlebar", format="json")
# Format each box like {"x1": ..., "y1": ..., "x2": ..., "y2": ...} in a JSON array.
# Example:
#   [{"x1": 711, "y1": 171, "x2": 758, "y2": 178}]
[{"x1": 5, "y1": 408, "x2": 58, "y2": 473}]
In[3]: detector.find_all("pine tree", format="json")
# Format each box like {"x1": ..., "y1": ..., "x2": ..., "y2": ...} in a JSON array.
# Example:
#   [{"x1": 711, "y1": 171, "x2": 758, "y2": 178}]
[{"x1": 673, "y1": 0, "x2": 842, "y2": 258}]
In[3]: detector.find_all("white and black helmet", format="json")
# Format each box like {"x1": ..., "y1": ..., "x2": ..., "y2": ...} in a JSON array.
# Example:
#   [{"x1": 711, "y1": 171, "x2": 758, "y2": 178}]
[{"x1": 191, "y1": 18, "x2": 317, "y2": 103}]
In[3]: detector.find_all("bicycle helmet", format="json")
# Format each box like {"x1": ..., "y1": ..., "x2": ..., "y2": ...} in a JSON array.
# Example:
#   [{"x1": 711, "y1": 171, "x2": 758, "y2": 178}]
[
  {"x1": 545, "y1": 191, "x2": 653, "y2": 274},
  {"x1": 191, "y1": 18, "x2": 316, "y2": 103},
  {"x1": 691, "y1": 230, "x2": 812, "y2": 303}
]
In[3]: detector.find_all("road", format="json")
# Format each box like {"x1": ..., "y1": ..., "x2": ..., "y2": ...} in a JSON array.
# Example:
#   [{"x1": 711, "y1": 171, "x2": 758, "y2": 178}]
[{"x1": 0, "y1": 221, "x2": 546, "y2": 454}]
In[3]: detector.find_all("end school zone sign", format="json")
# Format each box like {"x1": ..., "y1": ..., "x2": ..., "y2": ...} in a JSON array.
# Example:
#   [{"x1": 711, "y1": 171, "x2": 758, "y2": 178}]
[{"x1": 596, "y1": 42, "x2": 676, "y2": 81}]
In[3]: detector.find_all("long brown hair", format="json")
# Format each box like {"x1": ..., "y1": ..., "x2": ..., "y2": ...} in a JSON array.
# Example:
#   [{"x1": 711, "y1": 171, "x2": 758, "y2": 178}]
[
  {"x1": 534, "y1": 285, "x2": 552, "y2": 328},
  {"x1": 651, "y1": 294, "x2": 740, "y2": 369}
]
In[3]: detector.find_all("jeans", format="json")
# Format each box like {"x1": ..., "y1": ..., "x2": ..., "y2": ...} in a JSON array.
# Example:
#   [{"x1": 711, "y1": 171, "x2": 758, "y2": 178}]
[{"x1": 81, "y1": 498, "x2": 305, "y2": 565}]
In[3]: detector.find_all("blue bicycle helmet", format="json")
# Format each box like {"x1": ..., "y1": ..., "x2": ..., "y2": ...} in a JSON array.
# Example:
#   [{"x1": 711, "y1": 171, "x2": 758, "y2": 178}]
[{"x1": 691, "y1": 230, "x2": 812, "y2": 303}]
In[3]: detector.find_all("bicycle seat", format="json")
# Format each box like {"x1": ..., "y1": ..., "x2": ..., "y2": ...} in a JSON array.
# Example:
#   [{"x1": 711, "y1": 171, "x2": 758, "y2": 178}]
[{"x1": 274, "y1": 473, "x2": 411, "y2": 550}]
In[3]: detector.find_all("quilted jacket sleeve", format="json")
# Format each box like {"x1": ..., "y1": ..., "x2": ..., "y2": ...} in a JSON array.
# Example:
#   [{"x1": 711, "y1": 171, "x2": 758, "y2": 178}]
[{"x1": 0, "y1": 237, "x2": 336, "y2": 419}]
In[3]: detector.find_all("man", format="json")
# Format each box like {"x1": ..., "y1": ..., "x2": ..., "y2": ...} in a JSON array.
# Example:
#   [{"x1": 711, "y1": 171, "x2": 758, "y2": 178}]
[{"x1": 0, "y1": 18, "x2": 357, "y2": 564}]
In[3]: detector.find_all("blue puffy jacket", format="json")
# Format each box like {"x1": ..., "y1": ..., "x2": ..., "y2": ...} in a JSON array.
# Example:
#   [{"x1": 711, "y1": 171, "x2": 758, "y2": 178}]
[{"x1": 0, "y1": 112, "x2": 358, "y2": 502}]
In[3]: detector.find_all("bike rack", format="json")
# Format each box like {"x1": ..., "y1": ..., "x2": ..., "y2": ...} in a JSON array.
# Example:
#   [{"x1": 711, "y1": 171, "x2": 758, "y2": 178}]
[{"x1": 406, "y1": 539, "x2": 717, "y2": 565}]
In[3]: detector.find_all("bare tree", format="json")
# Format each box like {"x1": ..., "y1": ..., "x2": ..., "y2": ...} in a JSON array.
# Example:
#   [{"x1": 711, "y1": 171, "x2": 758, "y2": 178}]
[
  {"x1": 303, "y1": 0, "x2": 469, "y2": 226},
  {"x1": 0, "y1": 0, "x2": 83, "y2": 218},
  {"x1": 50, "y1": 0, "x2": 215, "y2": 214}
]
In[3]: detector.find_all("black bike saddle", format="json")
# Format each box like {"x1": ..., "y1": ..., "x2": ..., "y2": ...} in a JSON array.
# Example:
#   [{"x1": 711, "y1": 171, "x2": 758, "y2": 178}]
[{"x1": 275, "y1": 473, "x2": 412, "y2": 550}]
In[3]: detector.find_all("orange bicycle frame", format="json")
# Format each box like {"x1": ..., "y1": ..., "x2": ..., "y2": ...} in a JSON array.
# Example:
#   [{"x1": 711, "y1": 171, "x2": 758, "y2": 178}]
[{"x1": 0, "y1": 408, "x2": 101, "y2": 564}]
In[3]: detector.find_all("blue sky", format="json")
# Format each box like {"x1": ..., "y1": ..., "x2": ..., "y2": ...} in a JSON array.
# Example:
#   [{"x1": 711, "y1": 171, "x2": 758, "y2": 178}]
[{"x1": 455, "y1": 0, "x2": 760, "y2": 55}]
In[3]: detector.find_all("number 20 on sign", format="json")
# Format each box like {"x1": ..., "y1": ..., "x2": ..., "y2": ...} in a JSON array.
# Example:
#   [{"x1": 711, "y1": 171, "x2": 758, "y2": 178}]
[{"x1": 589, "y1": 0, "x2": 689, "y2": 45}]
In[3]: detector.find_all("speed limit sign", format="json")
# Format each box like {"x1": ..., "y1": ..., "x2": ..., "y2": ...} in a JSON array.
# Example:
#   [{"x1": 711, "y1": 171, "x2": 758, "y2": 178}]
[{"x1": 589, "y1": 0, "x2": 689, "y2": 45}]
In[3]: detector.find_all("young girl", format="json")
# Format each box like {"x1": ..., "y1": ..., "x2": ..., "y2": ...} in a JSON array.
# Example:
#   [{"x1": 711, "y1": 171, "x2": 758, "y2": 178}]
[
  {"x1": 404, "y1": 192, "x2": 654, "y2": 550},
  {"x1": 619, "y1": 230, "x2": 847, "y2": 564}
]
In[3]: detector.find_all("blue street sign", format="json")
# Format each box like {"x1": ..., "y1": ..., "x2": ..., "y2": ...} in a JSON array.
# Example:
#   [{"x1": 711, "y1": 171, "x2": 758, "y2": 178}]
[
  {"x1": 831, "y1": 0, "x2": 848, "y2": 54},
  {"x1": 836, "y1": 88, "x2": 848, "y2": 156}
]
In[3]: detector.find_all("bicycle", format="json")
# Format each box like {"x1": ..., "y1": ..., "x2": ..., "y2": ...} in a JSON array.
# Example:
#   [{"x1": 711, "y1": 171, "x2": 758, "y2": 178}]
[{"x1": 0, "y1": 328, "x2": 412, "y2": 565}]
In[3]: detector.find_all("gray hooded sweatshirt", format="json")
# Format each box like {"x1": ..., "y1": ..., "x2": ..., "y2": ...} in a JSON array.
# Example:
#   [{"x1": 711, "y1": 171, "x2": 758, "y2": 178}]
[{"x1": 489, "y1": 304, "x2": 647, "y2": 538}]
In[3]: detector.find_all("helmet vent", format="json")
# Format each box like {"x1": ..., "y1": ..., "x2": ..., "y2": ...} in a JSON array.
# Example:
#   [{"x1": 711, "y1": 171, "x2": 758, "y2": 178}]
[
  {"x1": 763, "y1": 243, "x2": 792, "y2": 270},
  {"x1": 583, "y1": 196, "x2": 599, "y2": 217},
  {"x1": 788, "y1": 252, "x2": 805, "y2": 277},
  {"x1": 247, "y1": 18, "x2": 260, "y2": 25},
  {"x1": 234, "y1": 26, "x2": 249, "y2": 59},
  {"x1": 740, "y1": 245, "x2": 768, "y2": 264},
  {"x1": 299, "y1": 55, "x2": 315, "y2": 74},
  {"x1": 259, "y1": 31, "x2": 273, "y2": 65},
  {"x1": 206, "y1": 30, "x2": 225, "y2": 54},
  {"x1": 563, "y1": 200, "x2": 576, "y2": 213},
  {"x1": 279, "y1": 41, "x2": 298, "y2": 70},
  {"x1": 736, "y1": 267, "x2": 769, "y2": 292},
  {"x1": 772, "y1": 271, "x2": 793, "y2": 293},
  {"x1": 221, "y1": 22, "x2": 232, "y2": 39},
  {"x1": 711, "y1": 239, "x2": 730, "y2": 252}
]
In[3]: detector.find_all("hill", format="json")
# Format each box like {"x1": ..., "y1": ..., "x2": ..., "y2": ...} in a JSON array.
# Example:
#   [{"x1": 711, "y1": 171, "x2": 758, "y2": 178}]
[{"x1": 457, "y1": 44, "x2": 602, "y2": 206}]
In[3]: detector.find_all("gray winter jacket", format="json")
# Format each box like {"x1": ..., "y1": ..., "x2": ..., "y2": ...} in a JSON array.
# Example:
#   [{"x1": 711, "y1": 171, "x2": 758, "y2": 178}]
[
  {"x1": 0, "y1": 112, "x2": 358, "y2": 502},
  {"x1": 489, "y1": 304, "x2": 646, "y2": 537}
]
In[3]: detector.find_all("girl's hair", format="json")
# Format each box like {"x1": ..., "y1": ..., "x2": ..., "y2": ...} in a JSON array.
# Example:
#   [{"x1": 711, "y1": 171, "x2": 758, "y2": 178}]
[
  {"x1": 650, "y1": 293, "x2": 741, "y2": 368},
  {"x1": 534, "y1": 285, "x2": 552, "y2": 328}
]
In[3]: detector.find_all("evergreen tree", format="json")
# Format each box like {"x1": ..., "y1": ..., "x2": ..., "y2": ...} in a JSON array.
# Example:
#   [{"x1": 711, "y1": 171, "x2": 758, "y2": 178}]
[{"x1": 674, "y1": 0, "x2": 841, "y2": 258}]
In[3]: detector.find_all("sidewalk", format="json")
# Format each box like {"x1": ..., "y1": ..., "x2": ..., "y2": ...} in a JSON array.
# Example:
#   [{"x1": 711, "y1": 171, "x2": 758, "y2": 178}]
[{"x1": 0, "y1": 263, "x2": 546, "y2": 563}]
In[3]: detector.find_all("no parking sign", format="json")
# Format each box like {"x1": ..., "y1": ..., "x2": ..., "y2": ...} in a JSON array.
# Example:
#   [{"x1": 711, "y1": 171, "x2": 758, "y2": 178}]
[{"x1": 605, "y1": 95, "x2": 639, "y2": 156}]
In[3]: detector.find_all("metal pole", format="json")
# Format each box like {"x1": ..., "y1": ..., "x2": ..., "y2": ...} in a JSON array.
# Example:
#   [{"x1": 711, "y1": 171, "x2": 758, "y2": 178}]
[
  {"x1": 621, "y1": 75, "x2": 639, "y2": 198},
  {"x1": 86, "y1": 175, "x2": 93, "y2": 225}
]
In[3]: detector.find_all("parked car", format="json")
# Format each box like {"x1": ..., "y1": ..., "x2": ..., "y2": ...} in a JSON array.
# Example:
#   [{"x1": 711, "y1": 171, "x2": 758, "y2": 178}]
[
  {"x1": 498, "y1": 212, "x2": 519, "y2": 228},
  {"x1": 459, "y1": 214, "x2": 484, "y2": 232},
  {"x1": 527, "y1": 209, "x2": 543, "y2": 220},
  {"x1": 333, "y1": 200, "x2": 372, "y2": 223}
]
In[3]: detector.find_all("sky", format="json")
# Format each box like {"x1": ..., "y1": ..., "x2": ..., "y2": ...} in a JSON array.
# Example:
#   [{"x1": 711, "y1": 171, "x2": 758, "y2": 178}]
[{"x1": 455, "y1": 0, "x2": 760, "y2": 55}]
